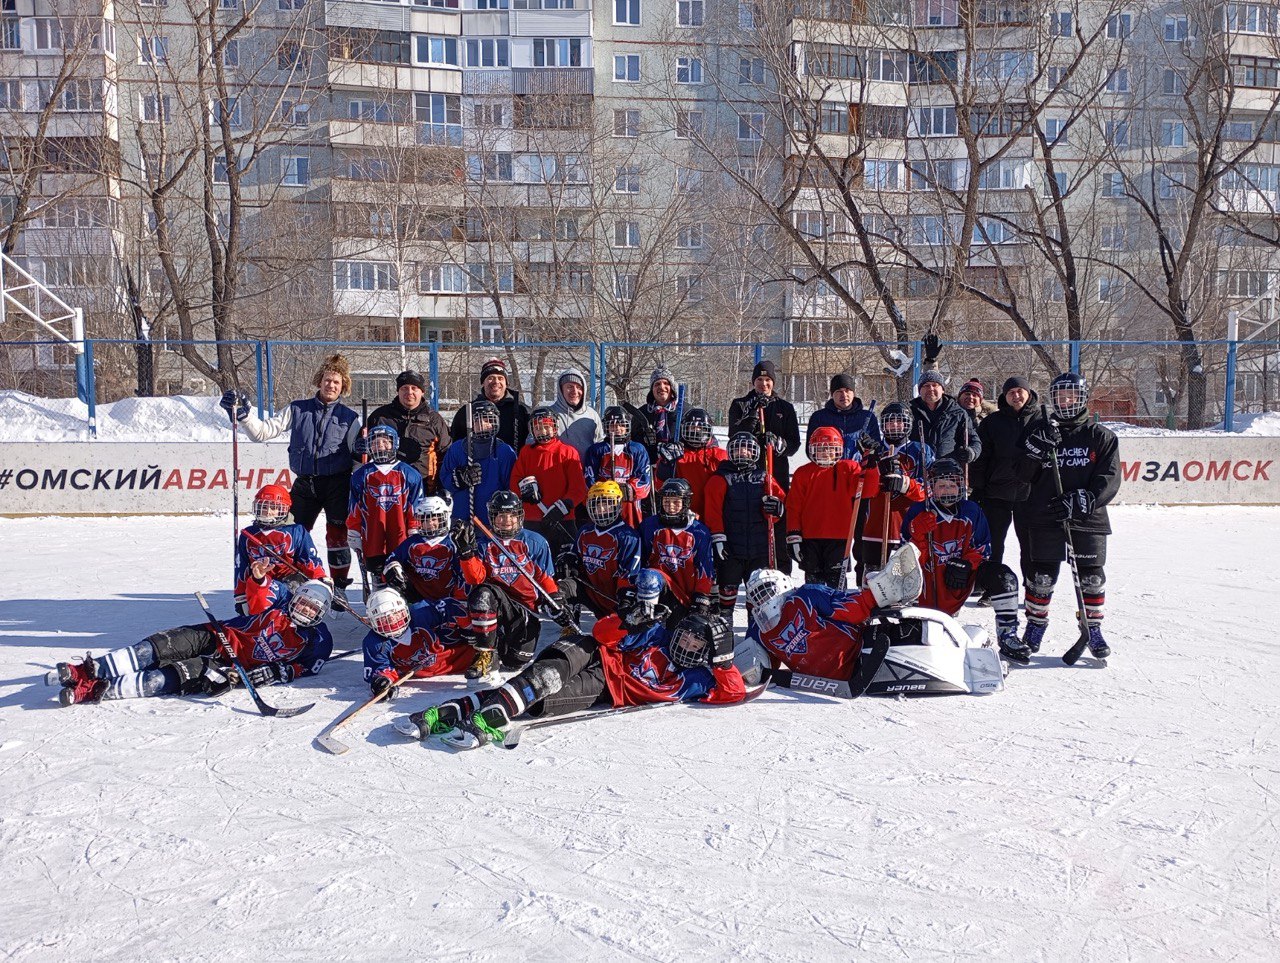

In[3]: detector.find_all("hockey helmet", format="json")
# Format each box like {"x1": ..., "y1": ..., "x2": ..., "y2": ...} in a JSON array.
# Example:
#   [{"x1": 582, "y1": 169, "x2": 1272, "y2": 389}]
[
  {"x1": 808, "y1": 426, "x2": 844, "y2": 468},
  {"x1": 745, "y1": 568, "x2": 796, "y2": 633},
  {"x1": 926, "y1": 457, "x2": 966, "y2": 509},
  {"x1": 413, "y1": 495, "x2": 452, "y2": 538},
  {"x1": 681, "y1": 408, "x2": 713, "y2": 449},
  {"x1": 728, "y1": 432, "x2": 761, "y2": 470},
  {"x1": 487, "y1": 489, "x2": 524, "y2": 539},
  {"x1": 366, "y1": 588, "x2": 411, "y2": 639},
  {"x1": 668, "y1": 613, "x2": 728, "y2": 671},
  {"x1": 287, "y1": 579, "x2": 333, "y2": 628},
  {"x1": 1049, "y1": 372, "x2": 1089, "y2": 421},
  {"x1": 603, "y1": 405, "x2": 631, "y2": 441},
  {"x1": 530, "y1": 405, "x2": 559, "y2": 444},
  {"x1": 470, "y1": 400, "x2": 500, "y2": 441},
  {"x1": 253, "y1": 484, "x2": 291, "y2": 527},
  {"x1": 630, "y1": 568, "x2": 666, "y2": 623},
  {"x1": 880, "y1": 402, "x2": 913, "y2": 445},
  {"x1": 586, "y1": 480, "x2": 625, "y2": 528},
  {"x1": 367, "y1": 424, "x2": 400, "y2": 465},
  {"x1": 658, "y1": 477, "x2": 693, "y2": 527}
]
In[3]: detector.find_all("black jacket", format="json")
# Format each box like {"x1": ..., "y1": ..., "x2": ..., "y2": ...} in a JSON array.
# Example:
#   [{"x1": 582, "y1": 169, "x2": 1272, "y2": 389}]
[
  {"x1": 1015, "y1": 412, "x2": 1121, "y2": 535},
  {"x1": 727, "y1": 390, "x2": 801, "y2": 490},
  {"x1": 449, "y1": 389, "x2": 531, "y2": 453},
  {"x1": 972, "y1": 390, "x2": 1039, "y2": 504},
  {"x1": 368, "y1": 398, "x2": 450, "y2": 488},
  {"x1": 910, "y1": 395, "x2": 982, "y2": 464}
]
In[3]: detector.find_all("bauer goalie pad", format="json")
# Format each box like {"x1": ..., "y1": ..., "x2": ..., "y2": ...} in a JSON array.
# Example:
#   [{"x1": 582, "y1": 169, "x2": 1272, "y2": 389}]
[{"x1": 863, "y1": 606, "x2": 1005, "y2": 697}]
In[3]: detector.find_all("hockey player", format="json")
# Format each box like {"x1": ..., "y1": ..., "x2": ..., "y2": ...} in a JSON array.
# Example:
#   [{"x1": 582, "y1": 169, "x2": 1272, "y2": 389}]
[
  {"x1": 382, "y1": 495, "x2": 484, "y2": 605},
  {"x1": 1016, "y1": 373, "x2": 1121, "y2": 659},
  {"x1": 362, "y1": 589, "x2": 476, "y2": 697},
  {"x1": 665, "y1": 407, "x2": 726, "y2": 518},
  {"x1": 557, "y1": 481, "x2": 643, "y2": 621},
  {"x1": 54, "y1": 563, "x2": 333, "y2": 706},
  {"x1": 639, "y1": 478, "x2": 716, "y2": 623},
  {"x1": 459, "y1": 490, "x2": 573, "y2": 680},
  {"x1": 583, "y1": 406, "x2": 652, "y2": 527},
  {"x1": 858, "y1": 402, "x2": 928, "y2": 581},
  {"x1": 401, "y1": 610, "x2": 746, "y2": 749},
  {"x1": 744, "y1": 543, "x2": 923, "y2": 681},
  {"x1": 233, "y1": 484, "x2": 326, "y2": 611},
  {"x1": 511, "y1": 405, "x2": 587, "y2": 565},
  {"x1": 704, "y1": 432, "x2": 787, "y2": 617},
  {"x1": 440, "y1": 399, "x2": 518, "y2": 528},
  {"x1": 785, "y1": 426, "x2": 868, "y2": 588},
  {"x1": 346, "y1": 424, "x2": 424, "y2": 587},
  {"x1": 901, "y1": 458, "x2": 1026, "y2": 662}
]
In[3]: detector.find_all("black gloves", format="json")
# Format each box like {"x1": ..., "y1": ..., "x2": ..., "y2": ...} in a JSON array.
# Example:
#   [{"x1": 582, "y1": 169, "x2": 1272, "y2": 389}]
[
  {"x1": 453, "y1": 462, "x2": 483, "y2": 490},
  {"x1": 857, "y1": 432, "x2": 883, "y2": 461},
  {"x1": 548, "y1": 594, "x2": 576, "y2": 628},
  {"x1": 370, "y1": 671, "x2": 399, "y2": 699},
  {"x1": 709, "y1": 618, "x2": 734, "y2": 667},
  {"x1": 879, "y1": 457, "x2": 908, "y2": 495},
  {"x1": 953, "y1": 445, "x2": 975, "y2": 465},
  {"x1": 943, "y1": 559, "x2": 972, "y2": 590},
  {"x1": 220, "y1": 390, "x2": 249, "y2": 422},
  {"x1": 923, "y1": 333, "x2": 942, "y2": 364},
  {"x1": 787, "y1": 535, "x2": 803, "y2": 564},
  {"x1": 451, "y1": 520, "x2": 478, "y2": 559},
  {"x1": 658, "y1": 441, "x2": 685, "y2": 463},
  {"x1": 383, "y1": 561, "x2": 408, "y2": 593},
  {"x1": 1052, "y1": 489, "x2": 1095, "y2": 523},
  {"x1": 1023, "y1": 423, "x2": 1062, "y2": 465},
  {"x1": 711, "y1": 534, "x2": 727, "y2": 563},
  {"x1": 764, "y1": 432, "x2": 787, "y2": 455},
  {"x1": 761, "y1": 495, "x2": 785, "y2": 517},
  {"x1": 233, "y1": 663, "x2": 295, "y2": 688},
  {"x1": 517, "y1": 476, "x2": 541, "y2": 505},
  {"x1": 542, "y1": 500, "x2": 569, "y2": 525}
]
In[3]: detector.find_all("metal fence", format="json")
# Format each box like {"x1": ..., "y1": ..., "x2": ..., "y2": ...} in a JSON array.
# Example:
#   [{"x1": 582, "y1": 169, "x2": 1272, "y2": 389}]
[{"x1": 2, "y1": 336, "x2": 1276, "y2": 436}]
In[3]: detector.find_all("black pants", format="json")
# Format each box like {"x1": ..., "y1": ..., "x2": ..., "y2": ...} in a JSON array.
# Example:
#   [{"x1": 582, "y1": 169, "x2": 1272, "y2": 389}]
[
  {"x1": 717, "y1": 552, "x2": 770, "y2": 610},
  {"x1": 981, "y1": 498, "x2": 1032, "y2": 582},
  {"x1": 800, "y1": 538, "x2": 846, "y2": 588},
  {"x1": 290, "y1": 472, "x2": 351, "y2": 529},
  {"x1": 489, "y1": 583, "x2": 543, "y2": 669},
  {"x1": 558, "y1": 576, "x2": 611, "y2": 618},
  {"x1": 525, "y1": 635, "x2": 610, "y2": 718},
  {"x1": 143, "y1": 624, "x2": 222, "y2": 692},
  {"x1": 527, "y1": 518, "x2": 578, "y2": 575},
  {"x1": 1024, "y1": 528, "x2": 1108, "y2": 623}
]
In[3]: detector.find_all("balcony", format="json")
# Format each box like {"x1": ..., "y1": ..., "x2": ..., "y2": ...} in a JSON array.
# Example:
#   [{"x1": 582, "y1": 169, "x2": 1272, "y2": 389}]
[{"x1": 511, "y1": 67, "x2": 592, "y2": 96}]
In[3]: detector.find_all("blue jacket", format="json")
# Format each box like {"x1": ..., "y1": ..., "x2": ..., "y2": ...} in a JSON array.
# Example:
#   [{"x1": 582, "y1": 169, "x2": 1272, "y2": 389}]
[
  {"x1": 287, "y1": 397, "x2": 361, "y2": 477},
  {"x1": 806, "y1": 398, "x2": 882, "y2": 460},
  {"x1": 439, "y1": 437, "x2": 517, "y2": 527}
]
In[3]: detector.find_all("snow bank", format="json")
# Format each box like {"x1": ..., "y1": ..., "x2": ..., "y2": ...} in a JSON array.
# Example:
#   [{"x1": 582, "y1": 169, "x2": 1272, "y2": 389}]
[{"x1": 0, "y1": 390, "x2": 232, "y2": 442}]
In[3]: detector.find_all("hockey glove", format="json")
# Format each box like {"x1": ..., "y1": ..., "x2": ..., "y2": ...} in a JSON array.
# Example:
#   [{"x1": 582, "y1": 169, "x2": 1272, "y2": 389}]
[
  {"x1": 542, "y1": 500, "x2": 569, "y2": 525},
  {"x1": 453, "y1": 462, "x2": 483, "y2": 490},
  {"x1": 692, "y1": 593, "x2": 713, "y2": 616},
  {"x1": 709, "y1": 618, "x2": 735, "y2": 667},
  {"x1": 370, "y1": 670, "x2": 399, "y2": 699},
  {"x1": 953, "y1": 445, "x2": 975, "y2": 465},
  {"x1": 923, "y1": 333, "x2": 943, "y2": 364},
  {"x1": 765, "y1": 432, "x2": 788, "y2": 455},
  {"x1": 879, "y1": 465, "x2": 908, "y2": 495},
  {"x1": 451, "y1": 520, "x2": 478, "y2": 560},
  {"x1": 1022, "y1": 424, "x2": 1062, "y2": 465},
  {"x1": 711, "y1": 534, "x2": 728, "y2": 564},
  {"x1": 232, "y1": 663, "x2": 296, "y2": 688},
  {"x1": 943, "y1": 558, "x2": 973, "y2": 591},
  {"x1": 548, "y1": 595, "x2": 576, "y2": 629},
  {"x1": 761, "y1": 494, "x2": 785, "y2": 518},
  {"x1": 556, "y1": 548, "x2": 580, "y2": 580},
  {"x1": 658, "y1": 441, "x2": 685, "y2": 463},
  {"x1": 220, "y1": 390, "x2": 250, "y2": 422},
  {"x1": 642, "y1": 426, "x2": 659, "y2": 450},
  {"x1": 910, "y1": 513, "x2": 938, "y2": 537},
  {"x1": 517, "y1": 476, "x2": 541, "y2": 505},
  {"x1": 787, "y1": 534, "x2": 804, "y2": 565},
  {"x1": 856, "y1": 432, "x2": 884, "y2": 461},
  {"x1": 619, "y1": 481, "x2": 636, "y2": 503},
  {"x1": 1051, "y1": 488, "x2": 1095, "y2": 522},
  {"x1": 346, "y1": 529, "x2": 363, "y2": 559},
  {"x1": 383, "y1": 560, "x2": 408, "y2": 593}
]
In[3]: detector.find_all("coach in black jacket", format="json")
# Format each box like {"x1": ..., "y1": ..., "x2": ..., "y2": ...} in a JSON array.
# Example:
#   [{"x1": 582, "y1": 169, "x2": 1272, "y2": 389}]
[
  {"x1": 909, "y1": 371, "x2": 980, "y2": 466},
  {"x1": 972, "y1": 376, "x2": 1038, "y2": 578}
]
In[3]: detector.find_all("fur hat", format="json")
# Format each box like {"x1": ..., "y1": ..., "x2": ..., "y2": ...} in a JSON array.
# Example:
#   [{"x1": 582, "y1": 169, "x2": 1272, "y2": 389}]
[{"x1": 313, "y1": 354, "x2": 351, "y2": 395}]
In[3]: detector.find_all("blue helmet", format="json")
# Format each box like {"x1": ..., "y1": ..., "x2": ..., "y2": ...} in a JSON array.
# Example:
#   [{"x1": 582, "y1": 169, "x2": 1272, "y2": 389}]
[
  {"x1": 368, "y1": 424, "x2": 399, "y2": 465},
  {"x1": 634, "y1": 568, "x2": 665, "y2": 606}
]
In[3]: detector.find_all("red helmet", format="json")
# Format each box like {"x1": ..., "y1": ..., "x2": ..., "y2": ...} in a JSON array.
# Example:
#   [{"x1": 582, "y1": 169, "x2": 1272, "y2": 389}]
[
  {"x1": 253, "y1": 485, "x2": 291, "y2": 526},
  {"x1": 808, "y1": 426, "x2": 844, "y2": 467}
]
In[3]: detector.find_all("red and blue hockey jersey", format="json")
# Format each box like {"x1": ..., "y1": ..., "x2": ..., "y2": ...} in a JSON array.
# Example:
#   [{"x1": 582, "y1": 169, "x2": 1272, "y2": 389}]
[
  {"x1": 901, "y1": 498, "x2": 991, "y2": 616},
  {"x1": 218, "y1": 576, "x2": 334, "y2": 677},
  {"x1": 234, "y1": 524, "x2": 325, "y2": 605},
  {"x1": 362, "y1": 597, "x2": 474, "y2": 684},
  {"x1": 572, "y1": 521, "x2": 642, "y2": 614},
  {"x1": 593, "y1": 615, "x2": 746, "y2": 707},
  {"x1": 346, "y1": 461, "x2": 424, "y2": 558},
  {"x1": 675, "y1": 445, "x2": 727, "y2": 517},
  {"x1": 638, "y1": 516, "x2": 715, "y2": 605},
  {"x1": 748, "y1": 583, "x2": 877, "y2": 681},
  {"x1": 387, "y1": 532, "x2": 485, "y2": 604},
  {"x1": 584, "y1": 441, "x2": 652, "y2": 528},
  {"x1": 473, "y1": 528, "x2": 558, "y2": 611}
]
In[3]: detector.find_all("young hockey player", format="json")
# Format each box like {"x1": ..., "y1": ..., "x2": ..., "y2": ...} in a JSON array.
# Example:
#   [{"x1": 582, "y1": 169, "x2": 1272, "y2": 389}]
[
  {"x1": 858, "y1": 402, "x2": 928, "y2": 581},
  {"x1": 665, "y1": 407, "x2": 727, "y2": 518},
  {"x1": 785, "y1": 426, "x2": 868, "y2": 588},
  {"x1": 233, "y1": 484, "x2": 326, "y2": 611},
  {"x1": 703, "y1": 432, "x2": 787, "y2": 617},
  {"x1": 53, "y1": 563, "x2": 334, "y2": 706},
  {"x1": 459, "y1": 489, "x2": 574, "y2": 681},
  {"x1": 557, "y1": 481, "x2": 643, "y2": 621},
  {"x1": 1016, "y1": 373, "x2": 1121, "y2": 660},
  {"x1": 362, "y1": 589, "x2": 476, "y2": 697},
  {"x1": 400, "y1": 608, "x2": 746, "y2": 749},
  {"x1": 511, "y1": 405, "x2": 587, "y2": 564},
  {"x1": 583, "y1": 406, "x2": 652, "y2": 528},
  {"x1": 346, "y1": 424, "x2": 424, "y2": 587},
  {"x1": 440, "y1": 400, "x2": 518, "y2": 528},
  {"x1": 743, "y1": 544, "x2": 923, "y2": 681},
  {"x1": 900, "y1": 458, "x2": 1027, "y2": 662},
  {"x1": 382, "y1": 495, "x2": 484, "y2": 605},
  {"x1": 639, "y1": 478, "x2": 716, "y2": 623}
]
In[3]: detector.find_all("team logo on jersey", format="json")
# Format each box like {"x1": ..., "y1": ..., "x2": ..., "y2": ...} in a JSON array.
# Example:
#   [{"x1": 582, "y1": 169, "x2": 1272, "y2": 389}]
[
  {"x1": 488, "y1": 543, "x2": 531, "y2": 586},
  {"x1": 771, "y1": 605, "x2": 812, "y2": 657},
  {"x1": 655, "y1": 539, "x2": 693, "y2": 572},
  {"x1": 409, "y1": 544, "x2": 451, "y2": 582},
  {"x1": 250, "y1": 625, "x2": 295, "y2": 663},
  {"x1": 369, "y1": 479, "x2": 404, "y2": 510},
  {"x1": 581, "y1": 542, "x2": 617, "y2": 576},
  {"x1": 394, "y1": 631, "x2": 439, "y2": 670}
]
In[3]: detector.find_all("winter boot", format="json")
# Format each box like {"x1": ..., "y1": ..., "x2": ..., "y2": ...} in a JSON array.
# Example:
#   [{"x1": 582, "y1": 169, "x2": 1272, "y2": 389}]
[
  {"x1": 1022, "y1": 621, "x2": 1047, "y2": 653},
  {"x1": 464, "y1": 648, "x2": 497, "y2": 683},
  {"x1": 867, "y1": 543, "x2": 924, "y2": 609},
  {"x1": 49, "y1": 652, "x2": 97, "y2": 689},
  {"x1": 1087, "y1": 623, "x2": 1110, "y2": 660},
  {"x1": 996, "y1": 623, "x2": 1030, "y2": 664}
]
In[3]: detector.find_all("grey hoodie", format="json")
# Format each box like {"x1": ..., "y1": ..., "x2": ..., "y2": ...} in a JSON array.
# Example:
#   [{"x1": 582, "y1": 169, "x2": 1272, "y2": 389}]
[{"x1": 548, "y1": 367, "x2": 603, "y2": 458}]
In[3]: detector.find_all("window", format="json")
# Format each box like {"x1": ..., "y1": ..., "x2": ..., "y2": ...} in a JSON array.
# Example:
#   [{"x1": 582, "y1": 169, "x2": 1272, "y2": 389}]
[
  {"x1": 219, "y1": 0, "x2": 240, "y2": 8},
  {"x1": 1098, "y1": 276, "x2": 1124, "y2": 302},
  {"x1": 1101, "y1": 172, "x2": 1125, "y2": 197},
  {"x1": 1220, "y1": 4, "x2": 1280, "y2": 35},
  {"x1": 675, "y1": 167, "x2": 700, "y2": 194},
  {"x1": 2, "y1": 16, "x2": 21, "y2": 50},
  {"x1": 1106, "y1": 12, "x2": 1132, "y2": 38},
  {"x1": 467, "y1": 152, "x2": 513, "y2": 182},
  {"x1": 677, "y1": 223, "x2": 704, "y2": 249},
  {"x1": 794, "y1": 210, "x2": 831, "y2": 238},
  {"x1": 556, "y1": 217, "x2": 578, "y2": 240},
  {"x1": 278, "y1": 41, "x2": 307, "y2": 70},
  {"x1": 613, "y1": 219, "x2": 640, "y2": 247},
  {"x1": 737, "y1": 112, "x2": 764, "y2": 140},
  {"x1": 101, "y1": 21, "x2": 114, "y2": 56},
  {"x1": 739, "y1": 56, "x2": 765, "y2": 86},
  {"x1": 977, "y1": 158, "x2": 1030, "y2": 190},
  {"x1": 677, "y1": 275, "x2": 704, "y2": 302},
  {"x1": 420, "y1": 264, "x2": 468, "y2": 294},
  {"x1": 676, "y1": 109, "x2": 704, "y2": 138},
  {"x1": 614, "y1": 0, "x2": 640, "y2": 25},
  {"x1": 820, "y1": 104, "x2": 849, "y2": 134},
  {"x1": 676, "y1": 56, "x2": 702, "y2": 84},
  {"x1": 614, "y1": 54, "x2": 640, "y2": 82},
  {"x1": 911, "y1": 214, "x2": 948, "y2": 246},
  {"x1": 212, "y1": 156, "x2": 229, "y2": 184},
  {"x1": 1100, "y1": 225, "x2": 1128, "y2": 250},
  {"x1": 34, "y1": 17, "x2": 64, "y2": 50},
  {"x1": 416, "y1": 93, "x2": 462, "y2": 143},
  {"x1": 1050, "y1": 10, "x2": 1072, "y2": 36},
  {"x1": 971, "y1": 217, "x2": 1016, "y2": 246},
  {"x1": 349, "y1": 99, "x2": 392, "y2": 122},
  {"x1": 140, "y1": 93, "x2": 171, "y2": 123},
  {"x1": 1044, "y1": 170, "x2": 1068, "y2": 197},
  {"x1": 49, "y1": 80, "x2": 102, "y2": 112},
  {"x1": 415, "y1": 35, "x2": 459, "y2": 66},
  {"x1": 614, "y1": 272, "x2": 636, "y2": 301},
  {"x1": 278, "y1": 0, "x2": 306, "y2": 9},
  {"x1": 282, "y1": 101, "x2": 310, "y2": 126},
  {"x1": 738, "y1": 2, "x2": 757, "y2": 29},
  {"x1": 1224, "y1": 119, "x2": 1255, "y2": 140},
  {"x1": 678, "y1": 0, "x2": 704, "y2": 26},
  {"x1": 613, "y1": 108, "x2": 640, "y2": 137},
  {"x1": 1164, "y1": 15, "x2": 1189, "y2": 41},
  {"x1": 1163, "y1": 69, "x2": 1184, "y2": 95},
  {"x1": 1045, "y1": 117, "x2": 1068, "y2": 145},
  {"x1": 282, "y1": 155, "x2": 310, "y2": 186},
  {"x1": 213, "y1": 98, "x2": 242, "y2": 128},
  {"x1": 532, "y1": 38, "x2": 582, "y2": 67},
  {"x1": 614, "y1": 165, "x2": 640, "y2": 193},
  {"x1": 466, "y1": 39, "x2": 509, "y2": 67},
  {"x1": 474, "y1": 103, "x2": 504, "y2": 127},
  {"x1": 1229, "y1": 55, "x2": 1280, "y2": 89},
  {"x1": 1104, "y1": 120, "x2": 1129, "y2": 146},
  {"x1": 1161, "y1": 120, "x2": 1186, "y2": 147},
  {"x1": 1047, "y1": 65, "x2": 1070, "y2": 90},
  {"x1": 914, "y1": 106, "x2": 956, "y2": 136},
  {"x1": 910, "y1": 157, "x2": 967, "y2": 190},
  {"x1": 0, "y1": 79, "x2": 20, "y2": 109},
  {"x1": 1105, "y1": 68, "x2": 1130, "y2": 93},
  {"x1": 138, "y1": 35, "x2": 169, "y2": 65},
  {"x1": 222, "y1": 39, "x2": 240, "y2": 67},
  {"x1": 335, "y1": 261, "x2": 398, "y2": 291},
  {"x1": 475, "y1": 0, "x2": 509, "y2": 8},
  {"x1": 864, "y1": 158, "x2": 902, "y2": 190}
]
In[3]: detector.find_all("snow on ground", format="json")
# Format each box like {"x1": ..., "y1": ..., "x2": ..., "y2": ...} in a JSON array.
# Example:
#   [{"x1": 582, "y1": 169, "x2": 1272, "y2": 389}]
[{"x1": 2, "y1": 508, "x2": 1279, "y2": 961}]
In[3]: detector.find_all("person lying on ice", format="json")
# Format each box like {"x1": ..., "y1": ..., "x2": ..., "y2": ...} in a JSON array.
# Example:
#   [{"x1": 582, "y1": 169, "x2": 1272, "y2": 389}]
[
  {"x1": 362, "y1": 588, "x2": 476, "y2": 697},
  {"x1": 51, "y1": 561, "x2": 334, "y2": 706},
  {"x1": 398, "y1": 572, "x2": 746, "y2": 749}
]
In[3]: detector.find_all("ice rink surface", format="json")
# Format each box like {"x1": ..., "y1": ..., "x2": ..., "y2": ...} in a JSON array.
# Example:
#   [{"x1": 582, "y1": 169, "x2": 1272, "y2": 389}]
[{"x1": 1, "y1": 507, "x2": 1278, "y2": 961}]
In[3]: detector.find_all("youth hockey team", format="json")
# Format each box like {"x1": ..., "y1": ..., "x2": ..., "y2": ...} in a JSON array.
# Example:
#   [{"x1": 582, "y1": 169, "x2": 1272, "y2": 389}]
[{"x1": 49, "y1": 347, "x2": 1120, "y2": 751}]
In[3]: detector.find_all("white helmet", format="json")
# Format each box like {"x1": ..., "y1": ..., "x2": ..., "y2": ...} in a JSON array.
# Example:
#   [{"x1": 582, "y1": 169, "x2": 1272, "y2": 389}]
[
  {"x1": 287, "y1": 579, "x2": 333, "y2": 628},
  {"x1": 414, "y1": 495, "x2": 451, "y2": 538},
  {"x1": 745, "y1": 568, "x2": 796, "y2": 633},
  {"x1": 366, "y1": 588, "x2": 411, "y2": 639}
]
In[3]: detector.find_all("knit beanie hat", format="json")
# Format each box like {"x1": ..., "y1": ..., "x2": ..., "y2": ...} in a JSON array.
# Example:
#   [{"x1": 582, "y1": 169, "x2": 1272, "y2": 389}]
[
  {"x1": 480, "y1": 358, "x2": 507, "y2": 382},
  {"x1": 396, "y1": 369, "x2": 425, "y2": 390},
  {"x1": 829, "y1": 373, "x2": 856, "y2": 393},
  {"x1": 650, "y1": 365, "x2": 675, "y2": 389},
  {"x1": 753, "y1": 359, "x2": 778, "y2": 382},
  {"x1": 917, "y1": 370, "x2": 945, "y2": 388},
  {"x1": 1001, "y1": 376, "x2": 1032, "y2": 395},
  {"x1": 959, "y1": 378, "x2": 985, "y2": 399}
]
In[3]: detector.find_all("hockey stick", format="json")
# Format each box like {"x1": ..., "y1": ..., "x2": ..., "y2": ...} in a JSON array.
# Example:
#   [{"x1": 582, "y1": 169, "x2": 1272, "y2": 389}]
[
  {"x1": 243, "y1": 532, "x2": 373, "y2": 628},
  {"x1": 227, "y1": 406, "x2": 241, "y2": 589},
  {"x1": 878, "y1": 442, "x2": 898, "y2": 571},
  {"x1": 1041, "y1": 404, "x2": 1094, "y2": 666},
  {"x1": 357, "y1": 399, "x2": 371, "y2": 603},
  {"x1": 471, "y1": 515, "x2": 564, "y2": 613},
  {"x1": 193, "y1": 592, "x2": 314, "y2": 718},
  {"x1": 760, "y1": 407, "x2": 776, "y2": 569},
  {"x1": 770, "y1": 617, "x2": 892, "y2": 700},
  {"x1": 316, "y1": 669, "x2": 414, "y2": 755}
]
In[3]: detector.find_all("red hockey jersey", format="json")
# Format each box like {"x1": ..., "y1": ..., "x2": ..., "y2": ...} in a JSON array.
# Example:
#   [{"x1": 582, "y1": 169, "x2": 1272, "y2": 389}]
[
  {"x1": 785, "y1": 459, "x2": 866, "y2": 541},
  {"x1": 593, "y1": 615, "x2": 746, "y2": 707}
]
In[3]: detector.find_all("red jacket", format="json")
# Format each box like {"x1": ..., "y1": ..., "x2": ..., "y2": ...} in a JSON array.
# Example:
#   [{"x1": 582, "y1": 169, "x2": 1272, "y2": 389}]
[
  {"x1": 509, "y1": 438, "x2": 587, "y2": 522},
  {"x1": 675, "y1": 446, "x2": 727, "y2": 517},
  {"x1": 786, "y1": 459, "x2": 866, "y2": 541}
]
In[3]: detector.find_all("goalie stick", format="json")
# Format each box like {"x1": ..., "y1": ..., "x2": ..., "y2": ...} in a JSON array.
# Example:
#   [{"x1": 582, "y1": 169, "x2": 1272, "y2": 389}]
[
  {"x1": 769, "y1": 616, "x2": 893, "y2": 700},
  {"x1": 193, "y1": 592, "x2": 315, "y2": 718},
  {"x1": 1040, "y1": 404, "x2": 1096, "y2": 667},
  {"x1": 316, "y1": 669, "x2": 414, "y2": 755}
]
